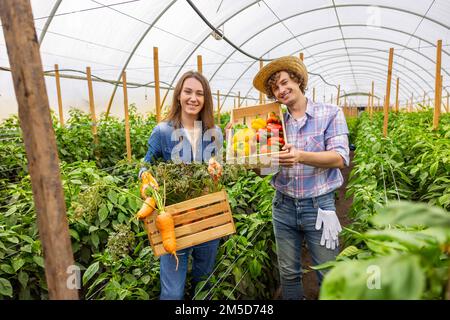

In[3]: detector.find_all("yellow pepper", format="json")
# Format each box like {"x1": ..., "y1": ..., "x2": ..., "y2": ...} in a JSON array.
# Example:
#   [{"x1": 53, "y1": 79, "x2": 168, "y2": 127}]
[
  {"x1": 233, "y1": 141, "x2": 251, "y2": 156},
  {"x1": 233, "y1": 128, "x2": 255, "y2": 144},
  {"x1": 251, "y1": 118, "x2": 267, "y2": 131}
]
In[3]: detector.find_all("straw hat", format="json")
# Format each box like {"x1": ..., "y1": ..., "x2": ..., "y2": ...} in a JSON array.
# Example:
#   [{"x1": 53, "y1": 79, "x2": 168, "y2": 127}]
[{"x1": 253, "y1": 56, "x2": 308, "y2": 95}]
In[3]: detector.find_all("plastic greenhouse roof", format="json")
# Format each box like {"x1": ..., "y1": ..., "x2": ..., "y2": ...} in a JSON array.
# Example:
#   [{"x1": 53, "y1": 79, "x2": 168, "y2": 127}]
[{"x1": 0, "y1": 0, "x2": 449, "y2": 119}]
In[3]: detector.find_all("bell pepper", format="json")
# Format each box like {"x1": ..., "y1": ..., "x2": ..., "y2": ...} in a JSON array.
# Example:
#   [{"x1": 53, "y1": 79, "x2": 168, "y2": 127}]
[
  {"x1": 267, "y1": 112, "x2": 281, "y2": 125},
  {"x1": 233, "y1": 127, "x2": 255, "y2": 144},
  {"x1": 266, "y1": 123, "x2": 283, "y2": 136},
  {"x1": 256, "y1": 128, "x2": 271, "y2": 142},
  {"x1": 268, "y1": 136, "x2": 285, "y2": 146},
  {"x1": 233, "y1": 141, "x2": 251, "y2": 156},
  {"x1": 251, "y1": 118, "x2": 267, "y2": 131},
  {"x1": 259, "y1": 145, "x2": 269, "y2": 154}
]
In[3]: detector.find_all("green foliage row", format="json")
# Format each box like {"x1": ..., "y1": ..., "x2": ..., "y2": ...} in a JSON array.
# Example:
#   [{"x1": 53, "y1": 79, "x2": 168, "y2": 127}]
[
  {"x1": 0, "y1": 158, "x2": 278, "y2": 300},
  {"x1": 319, "y1": 111, "x2": 450, "y2": 300}
]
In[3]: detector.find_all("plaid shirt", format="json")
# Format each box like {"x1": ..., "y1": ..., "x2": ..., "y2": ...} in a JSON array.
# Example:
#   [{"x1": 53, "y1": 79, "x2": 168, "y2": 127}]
[{"x1": 272, "y1": 99, "x2": 350, "y2": 199}]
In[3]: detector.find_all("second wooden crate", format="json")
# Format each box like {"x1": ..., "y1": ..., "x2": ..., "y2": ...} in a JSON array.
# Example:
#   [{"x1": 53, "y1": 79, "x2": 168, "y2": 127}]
[
  {"x1": 226, "y1": 102, "x2": 288, "y2": 166},
  {"x1": 144, "y1": 190, "x2": 235, "y2": 257}
]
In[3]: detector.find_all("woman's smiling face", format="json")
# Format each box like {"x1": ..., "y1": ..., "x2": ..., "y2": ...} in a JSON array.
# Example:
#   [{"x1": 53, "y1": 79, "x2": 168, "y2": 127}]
[{"x1": 179, "y1": 77, "x2": 205, "y2": 117}]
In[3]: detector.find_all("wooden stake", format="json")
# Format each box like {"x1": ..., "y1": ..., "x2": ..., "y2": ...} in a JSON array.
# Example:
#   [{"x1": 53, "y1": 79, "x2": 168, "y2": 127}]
[
  {"x1": 433, "y1": 40, "x2": 442, "y2": 130},
  {"x1": 383, "y1": 48, "x2": 394, "y2": 137},
  {"x1": 395, "y1": 77, "x2": 399, "y2": 113},
  {"x1": 259, "y1": 60, "x2": 263, "y2": 104},
  {"x1": 313, "y1": 87, "x2": 316, "y2": 102},
  {"x1": 122, "y1": 71, "x2": 132, "y2": 161},
  {"x1": 54, "y1": 64, "x2": 64, "y2": 126},
  {"x1": 0, "y1": 0, "x2": 78, "y2": 299},
  {"x1": 153, "y1": 47, "x2": 161, "y2": 122},
  {"x1": 86, "y1": 66, "x2": 98, "y2": 147},
  {"x1": 336, "y1": 85, "x2": 341, "y2": 106},
  {"x1": 197, "y1": 55, "x2": 203, "y2": 74},
  {"x1": 238, "y1": 91, "x2": 241, "y2": 108},
  {"x1": 299, "y1": 52, "x2": 304, "y2": 61},
  {"x1": 367, "y1": 92, "x2": 370, "y2": 113},
  {"x1": 370, "y1": 81, "x2": 374, "y2": 119}
]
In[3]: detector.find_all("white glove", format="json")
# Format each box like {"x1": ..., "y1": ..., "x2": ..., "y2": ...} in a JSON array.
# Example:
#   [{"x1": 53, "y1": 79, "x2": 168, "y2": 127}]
[{"x1": 315, "y1": 208, "x2": 342, "y2": 250}]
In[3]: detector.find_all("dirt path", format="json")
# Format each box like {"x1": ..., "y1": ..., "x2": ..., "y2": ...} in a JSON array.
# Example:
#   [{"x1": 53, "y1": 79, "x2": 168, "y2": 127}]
[{"x1": 300, "y1": 150, "x2": 355, "y2": 300}]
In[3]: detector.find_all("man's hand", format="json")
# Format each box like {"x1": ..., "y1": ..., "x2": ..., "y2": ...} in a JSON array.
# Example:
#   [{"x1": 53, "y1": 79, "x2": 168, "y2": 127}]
[{"x1": 276, "y1": 143, "x2": 303, "y2": 167}]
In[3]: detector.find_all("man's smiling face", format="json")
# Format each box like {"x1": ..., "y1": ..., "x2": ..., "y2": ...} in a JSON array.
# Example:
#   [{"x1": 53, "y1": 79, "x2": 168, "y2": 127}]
[{"x1": 270, "y1": 71, "x2": 303, "y2": 106}]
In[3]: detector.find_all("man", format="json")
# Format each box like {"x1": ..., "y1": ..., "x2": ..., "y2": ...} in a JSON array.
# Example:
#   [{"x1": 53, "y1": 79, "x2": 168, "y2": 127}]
[{"x1": 253, "y1": 56, "x2": 349, "y2": 300}]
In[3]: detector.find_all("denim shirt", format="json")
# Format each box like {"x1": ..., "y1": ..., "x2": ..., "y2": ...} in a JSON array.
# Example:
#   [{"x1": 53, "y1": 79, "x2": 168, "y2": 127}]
[{"x1": 144, "y1": 121, "x2": 223, "y2": 164}]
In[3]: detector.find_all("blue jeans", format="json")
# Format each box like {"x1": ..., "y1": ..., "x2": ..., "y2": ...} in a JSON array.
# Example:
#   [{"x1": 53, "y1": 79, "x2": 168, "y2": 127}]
[
  {"x1": 272, "y1": 190, "x2": 339, "y2": 300},
  {"x1": 159, "y1": 238, "x2": 220, "y2": 300}
]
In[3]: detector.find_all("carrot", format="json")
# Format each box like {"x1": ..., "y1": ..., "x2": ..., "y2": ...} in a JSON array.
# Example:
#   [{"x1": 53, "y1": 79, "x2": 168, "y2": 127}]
[
  {"x1": 145, "y1": 179, "x2": 179, "y2": 270},
  {"x1": 208, "y1": 157, "x2": 222, "y2": 182},
  {"x1": 156, "y1": 210, "x2": 179, "y2": 269},
  {"x1": 141, "y1": 171, "x2": 159, "y2": 189},
  {"x1": 140, "y1": 171, "x2": 159, "y2": 199},
  {"x1": 136, "y1": 197, "x2": 156, "y2": 219}
]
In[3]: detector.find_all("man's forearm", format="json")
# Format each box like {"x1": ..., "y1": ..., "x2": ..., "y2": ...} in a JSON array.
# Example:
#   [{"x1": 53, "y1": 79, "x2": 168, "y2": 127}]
[{"x1": 297, "y1": 150, "x2": 345, "y2": 169}]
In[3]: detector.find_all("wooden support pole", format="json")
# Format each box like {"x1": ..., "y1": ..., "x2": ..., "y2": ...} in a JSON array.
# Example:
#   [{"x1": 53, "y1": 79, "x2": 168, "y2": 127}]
[
  {"x1": 395, "y1": 77, "x2": 399, "y2": 113},
  {"x1": 336, "y1": 85, "x2": 341, "y2": 106},
  {"x1": 54, "y1": 64, "x2": 64, "y2": 126},
  {"x1": 367, "y1": 92, "x2": 370, "y2": 113},
  {"x1": 383, "y1": 48, "x2": 394, "y2": 137},
  {"x1": 122, "y1": 71, "x2": 132, "y2": 161},
  {"x1": 370, "y1": 81, "x2": 374, "y2": 119},
  {"x1": 238, "y1": 91, "x2": 241, "y2": 108},
  {"x1": 0, "y1": 0, "x2": 78, "y2": 300},
  {"x1": 344, "y1": 96, "x2": 347, "y2": 114},
  {"x1": 153, "y1": 47, "x2": 161, "y2": 122},
  {"x1": 433, "y1": 40, "x2": 442, "y2": 130},
  {"x1": 197, "y1": 55, "x2": 203, "y2": 74},
  {"x1": 217, "y1": 90, "x2": 221, "y2": 125},
  {"x1": 86, "y1": 66, "x2": 98, "y2": 147},
  {"x1": 299, "y1": 52, "x2": 304, "y2": 61},
  {"x1": 410, "y1": 93, "x2": 414, "y2": 113},
  {"x1": 259, "y1": 60, "x2": 263, "y2": 104},
  {"x1": 313, "y1": 87, "x2": 316, "y2": 102}
]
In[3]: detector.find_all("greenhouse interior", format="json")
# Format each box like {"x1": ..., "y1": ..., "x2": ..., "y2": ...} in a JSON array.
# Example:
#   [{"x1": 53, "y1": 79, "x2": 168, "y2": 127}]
[{"x1": 0, "y1": 0, "x2": 449, "y2": 302}]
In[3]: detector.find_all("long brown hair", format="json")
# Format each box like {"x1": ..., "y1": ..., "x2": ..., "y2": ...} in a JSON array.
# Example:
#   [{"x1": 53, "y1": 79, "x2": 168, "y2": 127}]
[{"x1": 164, "y1": 71, "x2": 215, "y2": 130}]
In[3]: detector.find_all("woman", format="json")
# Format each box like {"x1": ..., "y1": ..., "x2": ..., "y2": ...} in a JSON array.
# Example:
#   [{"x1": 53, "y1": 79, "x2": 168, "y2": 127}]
[{"x1": 141, "y1": 70, "x2": 223, "y2": 300}]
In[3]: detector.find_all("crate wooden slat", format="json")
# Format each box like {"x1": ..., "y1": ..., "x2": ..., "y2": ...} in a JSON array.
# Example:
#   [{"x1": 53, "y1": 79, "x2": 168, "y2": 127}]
[
  {"x1": 144, "y1": 190, "x2": 235, "y2": 257},
  {"x1": 226, "y1": 102, "x2": 289, "y2": 166}
]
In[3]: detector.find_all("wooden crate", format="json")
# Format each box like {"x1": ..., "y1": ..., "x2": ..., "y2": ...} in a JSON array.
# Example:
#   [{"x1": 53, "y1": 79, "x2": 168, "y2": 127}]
[
  {"x1": 226, "y1": 102, "x2": 288, "y2": 166},
  {"x1": 144, "y1": 190, "x2": 235, "y2": 257}
]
